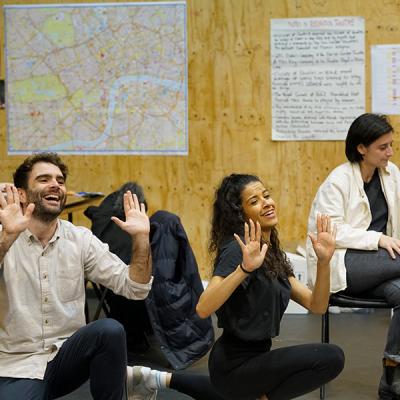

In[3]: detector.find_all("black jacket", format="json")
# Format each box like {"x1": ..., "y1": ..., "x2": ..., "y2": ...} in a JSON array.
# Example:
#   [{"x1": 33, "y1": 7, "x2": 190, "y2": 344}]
[
  {"x1": 85, "y1": 199, "x2": 214, "y2": 370},
  {"x1": 148, "y1": 210, "x2": 214, "y2": 369}
]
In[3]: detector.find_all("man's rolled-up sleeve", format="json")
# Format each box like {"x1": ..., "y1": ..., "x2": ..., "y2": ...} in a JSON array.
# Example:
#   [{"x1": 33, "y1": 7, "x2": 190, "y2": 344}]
[{"x1": 83, "y1": 231, "x2": 153, "y2": 300}]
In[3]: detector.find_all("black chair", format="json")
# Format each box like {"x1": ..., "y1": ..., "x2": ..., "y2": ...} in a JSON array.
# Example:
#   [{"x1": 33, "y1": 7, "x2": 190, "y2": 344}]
[
  {"x1": 84, "y1": 280, "x2": 111, "y2": 322},
  {"x1": 320, "y1": 292, "x2": 392, "y2": 399}
]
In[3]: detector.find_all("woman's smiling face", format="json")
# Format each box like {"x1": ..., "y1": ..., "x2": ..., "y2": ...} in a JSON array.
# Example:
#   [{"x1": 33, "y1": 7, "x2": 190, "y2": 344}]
[{"x1": 241, "y1": 181, "x2": 278, "y2": 234}]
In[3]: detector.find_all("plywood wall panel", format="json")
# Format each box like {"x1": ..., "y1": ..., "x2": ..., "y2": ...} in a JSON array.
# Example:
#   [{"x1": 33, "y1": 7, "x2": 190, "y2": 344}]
[{"x1": 1, "y1": 0, "x2": 400, "y2": 278}]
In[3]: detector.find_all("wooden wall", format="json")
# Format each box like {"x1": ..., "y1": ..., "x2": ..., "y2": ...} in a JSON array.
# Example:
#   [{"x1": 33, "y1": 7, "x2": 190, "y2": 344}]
[{"x1": 1, "y1": 0, "x2": 400, "y2": 279}]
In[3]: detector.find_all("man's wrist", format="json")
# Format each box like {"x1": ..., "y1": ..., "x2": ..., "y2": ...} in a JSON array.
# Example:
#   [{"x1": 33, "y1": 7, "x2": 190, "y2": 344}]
[
  {"x1": 0, "y1": 230, "x2": 18, "y2": 259},
  {"x1": 131, "y1": 231, "x2": 150, "y2": 239}
]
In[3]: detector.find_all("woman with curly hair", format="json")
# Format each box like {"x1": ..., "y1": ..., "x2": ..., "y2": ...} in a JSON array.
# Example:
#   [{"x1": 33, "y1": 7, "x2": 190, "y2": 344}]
[{"x1": 196, "y1": 174, "x2": 344, "y2": 400}]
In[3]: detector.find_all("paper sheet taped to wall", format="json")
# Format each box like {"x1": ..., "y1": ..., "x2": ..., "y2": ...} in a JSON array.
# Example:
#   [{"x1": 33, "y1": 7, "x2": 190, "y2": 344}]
[
  {"x1": 371, "y1": 45, "x2": 400, "y2": 115},
  {"x1": 271, "y1": 17, "x2": 365, "y2": 141}
]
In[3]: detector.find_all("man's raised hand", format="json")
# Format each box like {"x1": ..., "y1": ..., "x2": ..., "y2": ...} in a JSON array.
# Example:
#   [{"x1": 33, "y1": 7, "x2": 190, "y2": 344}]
[
  {"x1": 0, "y1": 184, "x2": 34, "y2": 235},
  {"x1": 111, "y1": 191, "x2": 150, "y2": 236}
]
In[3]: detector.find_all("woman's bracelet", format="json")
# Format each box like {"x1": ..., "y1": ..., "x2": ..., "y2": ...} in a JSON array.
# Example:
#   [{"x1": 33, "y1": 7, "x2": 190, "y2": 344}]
[{"x1": 240, "y1": 263, "x2": 252, "y2": 274}]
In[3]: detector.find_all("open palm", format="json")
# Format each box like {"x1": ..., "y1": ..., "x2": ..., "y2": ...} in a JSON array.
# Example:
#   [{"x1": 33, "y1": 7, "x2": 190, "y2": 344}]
[
  {"x1": 0, "y1": 185, "x2": 34, "y2": 235},
  {"x1": 111, "y1": 191, "x2": 150, "y2": 236},
  {"x1": 234, "y1": 220, "x2": 269, "y2": 272},
  {"x1": 309, "y1": 214, "x2": 336, "y2": 264}
]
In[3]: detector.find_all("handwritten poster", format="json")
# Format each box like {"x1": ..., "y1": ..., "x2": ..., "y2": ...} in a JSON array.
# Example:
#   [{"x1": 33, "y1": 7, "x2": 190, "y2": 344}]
[
  {"x1": 271, "y1": 17, "x2": 365, "y2": 141},
  {"x1": 371, "y1": 45, "x2": 400, "y2": 115}
]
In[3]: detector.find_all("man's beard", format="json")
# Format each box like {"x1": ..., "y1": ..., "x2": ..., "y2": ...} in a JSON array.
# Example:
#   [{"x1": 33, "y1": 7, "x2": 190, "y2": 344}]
[{"x1": 26, "y1": 188, "x2": 67, "y2": 222}]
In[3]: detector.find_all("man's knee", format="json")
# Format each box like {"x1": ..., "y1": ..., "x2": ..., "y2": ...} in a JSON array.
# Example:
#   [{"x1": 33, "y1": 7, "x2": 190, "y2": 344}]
[{"x1": 92, "y1": 318, "x2": 126, "y2": 341}]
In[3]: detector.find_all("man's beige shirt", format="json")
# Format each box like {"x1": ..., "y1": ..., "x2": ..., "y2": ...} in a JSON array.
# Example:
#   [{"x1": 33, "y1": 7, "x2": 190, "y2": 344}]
[{"x1": 0, "y1": 219, "x2": 152, "y2": 379}]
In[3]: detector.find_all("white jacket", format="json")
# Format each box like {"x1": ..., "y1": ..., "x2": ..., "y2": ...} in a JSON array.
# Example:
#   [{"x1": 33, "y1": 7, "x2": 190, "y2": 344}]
[{"x1": 306, "y1": 161, "x2": 400, "y2": 293}]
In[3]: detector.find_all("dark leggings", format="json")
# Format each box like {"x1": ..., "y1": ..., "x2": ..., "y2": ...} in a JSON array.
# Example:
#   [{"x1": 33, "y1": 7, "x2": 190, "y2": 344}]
[
  {"x1": 345, "y1": 248, "x2": 400, "y2": 362},
  {"x1": 208, "y1": 334, "x2": 344, "y2": 400},
  {"x1": 170, "y1": 372, "x2": 226, "y2": 400},
  {"x1": 0, "y1": 319, "x2": 127, "y2": 400}
]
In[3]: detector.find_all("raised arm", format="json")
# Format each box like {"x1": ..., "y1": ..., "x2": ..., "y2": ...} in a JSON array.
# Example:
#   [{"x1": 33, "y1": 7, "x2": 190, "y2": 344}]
[
  {"x1": 111, "y1": 191, "x2": 151, "y2": 284},
  {"x1": 196, "y1": 220, "x2": 268, "y2": 319},
  {"x1": 291, "y1": 214, "x2": 336, "y2": 314},
  {"x1": 0, "y1": 184, "x2": 34, "y2": 264},
  {"x1": 311, "y1": 174, "x2": 400, "y2": 259},
  {"x1": 311, "y1": 179, "x2": 380, "y2": 250}
]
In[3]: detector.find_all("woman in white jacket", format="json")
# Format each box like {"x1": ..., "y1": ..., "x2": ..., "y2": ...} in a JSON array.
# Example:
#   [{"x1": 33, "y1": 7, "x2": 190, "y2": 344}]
[{"x1": 307, "y1": 113, "x2": 400, "y2": 400}]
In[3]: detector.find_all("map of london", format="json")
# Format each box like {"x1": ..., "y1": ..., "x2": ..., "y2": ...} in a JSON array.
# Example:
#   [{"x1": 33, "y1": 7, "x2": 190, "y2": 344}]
[{"x1": 5, "y1": 2, "x2": 187, "y2": 154}]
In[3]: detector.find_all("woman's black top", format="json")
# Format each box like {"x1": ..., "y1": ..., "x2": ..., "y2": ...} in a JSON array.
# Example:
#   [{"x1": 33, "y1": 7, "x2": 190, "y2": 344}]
[
  {"x1": 363, "y1": 168, "x2": 388, "y2": 233},
  {"x1": 213, "y1": 239, "x2": 292, "y2": 342}
]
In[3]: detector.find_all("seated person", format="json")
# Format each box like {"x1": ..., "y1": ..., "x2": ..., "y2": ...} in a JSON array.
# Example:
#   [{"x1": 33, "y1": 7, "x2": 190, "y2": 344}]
[
  {"x1": 197, "y1": 173, "x2": 344, "y2": 400},
  {"x1": 307, "y1": 113, "x2": 400, "y2": 399},
  {"x1": 0, "y1": 153, "x2": 224, "y2": 400}
]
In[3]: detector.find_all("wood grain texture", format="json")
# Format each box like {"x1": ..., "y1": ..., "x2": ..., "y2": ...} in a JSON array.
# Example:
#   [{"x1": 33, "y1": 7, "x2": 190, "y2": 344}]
[{"x1": 1, "y1": 0, "x2": 400, "y2": 279}]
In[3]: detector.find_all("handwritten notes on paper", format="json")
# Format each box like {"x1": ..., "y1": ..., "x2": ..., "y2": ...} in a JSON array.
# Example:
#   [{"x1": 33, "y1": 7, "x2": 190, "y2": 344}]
[
  {"x1": 371, "y1": 45, "x2": 400, "y2": 115},
  {"x1": 271, "y1": 17, "x2": 365, "y2": 140}
]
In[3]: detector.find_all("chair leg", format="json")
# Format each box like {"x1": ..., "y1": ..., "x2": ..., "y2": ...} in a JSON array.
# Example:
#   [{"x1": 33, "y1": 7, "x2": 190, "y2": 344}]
[
  {"x1": 93, "y1": 286, "x2": 110, "y2": 321},
  {"x1": 324, "y1": 310, "x2": 330, "y2": 344},
  {"x1": 320, "y1": 384, "x2": 325, "y2": 400},
  {"x1": 84, "y1": 300, "x2": 90, "y2": 323},
  {"x1": 320, "y1": 310, "x2": 330, "y2": 399}
]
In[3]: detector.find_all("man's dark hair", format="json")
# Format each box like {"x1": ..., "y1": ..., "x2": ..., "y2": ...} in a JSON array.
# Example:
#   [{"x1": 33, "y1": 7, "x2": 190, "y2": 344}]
[
  {"x1": 345, "y1": 113, "x2": 393, "y2": 163},
  {"x1": 13, "y1": 152, "x2": 68, "y2": 189}
]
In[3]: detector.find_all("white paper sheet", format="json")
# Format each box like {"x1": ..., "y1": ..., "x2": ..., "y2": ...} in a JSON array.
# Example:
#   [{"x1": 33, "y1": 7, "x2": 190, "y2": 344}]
[
  {"x1": 372, "y1": 45, "x2": 400, "y2": 115},
  {"x1": 271, "y1": 17, "x2": 365, "y2": 141}
]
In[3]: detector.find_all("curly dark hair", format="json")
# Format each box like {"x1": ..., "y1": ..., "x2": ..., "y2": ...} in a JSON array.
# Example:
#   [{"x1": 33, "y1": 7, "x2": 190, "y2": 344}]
[
  {"x1": 13, "y1": 152, "x2": 68, "y2": 189},
  {"x1": 209, "y1": 174, "x2": 293, "y2": 278}
]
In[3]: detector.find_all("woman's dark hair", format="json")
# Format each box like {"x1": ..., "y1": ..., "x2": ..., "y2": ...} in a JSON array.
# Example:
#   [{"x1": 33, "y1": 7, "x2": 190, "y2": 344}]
[
  {"x1": 112, "y1": 182, "x2": 147, "y2": 217},
  {"x1": 345, "y1": 113, "x2": 393, "y2": 163},
  {"x1": 209, "y1": 174, "x2": 293, "y2": 278},
  {"x1": 13, "y1": 152, "x2": 68, "y2": 189}
]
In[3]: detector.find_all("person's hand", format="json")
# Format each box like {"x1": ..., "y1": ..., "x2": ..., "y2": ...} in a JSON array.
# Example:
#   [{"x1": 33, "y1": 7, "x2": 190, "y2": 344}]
[
  {"x1": 379, "y1": 234, "x2": 400, "y2": 259},
  {"x1": 0, "y1": 182, "x2": 12, "y2": 193},
  {"x1": 234, "y1": 219, "x2": 269, "y2": 272},
  {"x1": 0, "y1": 184, "x2": 34, "y2": 235},
  {"x1": 111, "y1": 191, "x2": 150, "y2": 236},
  {"x1": 309, "y1": 214, "x2": 336, "y2": 264}
]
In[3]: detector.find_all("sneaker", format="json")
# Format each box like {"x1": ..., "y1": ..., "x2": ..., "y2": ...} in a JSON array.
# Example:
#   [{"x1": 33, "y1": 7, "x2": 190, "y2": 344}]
[{"x1": 126, "y1": 366, "x2": 158, "y2": 400}]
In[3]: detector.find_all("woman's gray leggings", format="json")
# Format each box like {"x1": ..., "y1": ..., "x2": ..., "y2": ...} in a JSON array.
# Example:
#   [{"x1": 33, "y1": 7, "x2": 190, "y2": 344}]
[{"x1": 345, "y1": 248, "x2": 400, "y2": 362}]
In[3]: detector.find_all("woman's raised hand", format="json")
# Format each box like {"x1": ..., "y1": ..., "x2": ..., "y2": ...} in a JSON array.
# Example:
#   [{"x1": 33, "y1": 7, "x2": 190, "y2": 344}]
[
  {"x1": 234, "y1": 219, "x2": 269, "y2": 273},
  {"x1": 309, "y1": 214, "x2": 336, "y2": 264}
]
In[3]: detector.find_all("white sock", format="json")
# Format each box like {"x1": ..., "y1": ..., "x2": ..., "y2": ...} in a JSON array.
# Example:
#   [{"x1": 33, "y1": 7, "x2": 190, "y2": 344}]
[{"x1": 140, "y1": 366, "x2": 168, "y2": 390}]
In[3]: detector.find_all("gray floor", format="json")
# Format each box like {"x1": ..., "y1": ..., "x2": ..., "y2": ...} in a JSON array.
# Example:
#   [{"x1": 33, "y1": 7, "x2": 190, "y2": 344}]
[{"x1": 60, "y1": 296, "x2": 391, "y2": 400}]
